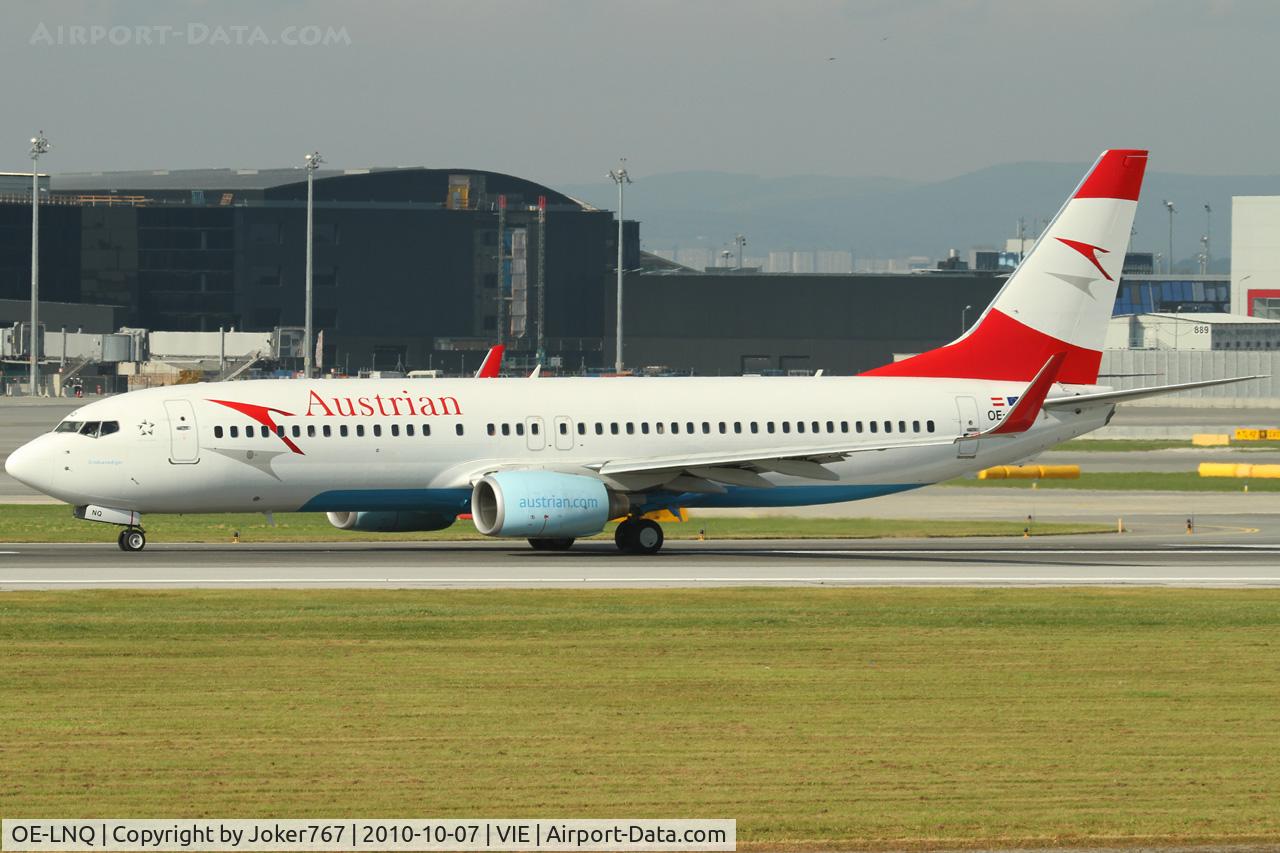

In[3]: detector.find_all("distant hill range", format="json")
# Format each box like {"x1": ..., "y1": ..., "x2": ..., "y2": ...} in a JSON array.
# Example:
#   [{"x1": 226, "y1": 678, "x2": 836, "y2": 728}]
[{"x1": 562, "y1": 161, "x2": 1280, "y2": 269}]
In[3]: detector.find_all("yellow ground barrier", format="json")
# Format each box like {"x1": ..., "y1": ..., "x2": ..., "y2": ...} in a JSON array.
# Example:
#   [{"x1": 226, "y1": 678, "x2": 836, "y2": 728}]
[
  {"x1": 1191, "y1": 433, "x2": 1230, "y2": 447},
  {"x1": 978, "y1": 464, "x2": 1080, "y2": 480},
  {"x1": 1198, "y1": 462, "x2": 1280, "y2": 479}
]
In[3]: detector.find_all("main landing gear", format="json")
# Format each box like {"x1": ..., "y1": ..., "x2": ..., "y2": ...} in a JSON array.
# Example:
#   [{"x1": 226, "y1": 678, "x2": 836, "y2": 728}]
[
  {"x1": 117, "y1": 527, "x2": 146, "y2": 552},
  {"x1": 614, "y1": 517, "x2": 664, "y2": 555}
]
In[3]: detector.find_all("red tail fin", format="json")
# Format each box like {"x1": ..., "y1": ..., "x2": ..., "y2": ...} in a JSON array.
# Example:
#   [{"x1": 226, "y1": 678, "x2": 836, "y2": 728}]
[{"x1": 862, "y1": 149, "x2": 1147, "y2": 384}]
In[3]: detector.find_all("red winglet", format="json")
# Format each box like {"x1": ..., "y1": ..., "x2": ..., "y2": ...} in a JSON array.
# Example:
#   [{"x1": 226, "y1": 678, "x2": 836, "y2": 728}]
[
  {"x1": 1074, "y1": 149, "x2": 1147, "y2": 201},
  {"x1": 986, "y1": 352, "x2": 1066, "y2": 435},
  {"x1": 476, "y1": 344, "x2": 504, "y2": 378}
]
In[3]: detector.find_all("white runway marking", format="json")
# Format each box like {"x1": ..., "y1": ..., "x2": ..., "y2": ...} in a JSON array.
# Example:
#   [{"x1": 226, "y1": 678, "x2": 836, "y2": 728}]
[
  {"x1": 3, "y1": 576, "x2": 1280, "y2": 586},
  {"x1": 769, "y1": 548, "x2": 1280, "y2": 556}
]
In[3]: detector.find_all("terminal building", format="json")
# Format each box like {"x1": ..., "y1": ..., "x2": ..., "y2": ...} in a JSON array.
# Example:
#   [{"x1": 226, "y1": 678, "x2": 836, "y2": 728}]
[{"x1": 1, "y1": 167, "x2": 634, "y2": 374}]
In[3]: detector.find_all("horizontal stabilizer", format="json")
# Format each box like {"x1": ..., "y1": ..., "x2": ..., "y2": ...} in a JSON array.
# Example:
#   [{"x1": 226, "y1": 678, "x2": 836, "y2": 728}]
[{"x1": 1042, "y1": 375, "x2": 1267, "y2": 410}]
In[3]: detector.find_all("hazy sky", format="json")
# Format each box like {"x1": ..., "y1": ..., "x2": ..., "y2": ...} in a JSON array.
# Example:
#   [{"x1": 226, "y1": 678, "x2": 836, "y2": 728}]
[{"x1": 5, "y1": 0, "x2": 1278, "y2": 186}]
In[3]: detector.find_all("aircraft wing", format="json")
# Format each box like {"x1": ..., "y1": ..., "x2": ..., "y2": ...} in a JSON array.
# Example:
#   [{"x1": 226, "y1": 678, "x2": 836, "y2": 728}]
[
  {"x1": 1042, "y1": 374, "x2": 1266, "y2": 410},
  {"x1": 445, "y1": 435, "x2": 959, "y2": 493},
  {"x1": 588, "y1": 436, "x2": 959, "y2": 492}
]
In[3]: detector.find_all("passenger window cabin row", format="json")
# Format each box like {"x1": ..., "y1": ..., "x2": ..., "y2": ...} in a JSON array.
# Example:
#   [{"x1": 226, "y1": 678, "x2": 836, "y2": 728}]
[
  {"x1": 213, "y1": 422, "x2": 463, "y2": 439},
  {"x1": 211, "y1": 418, "x2": 938, "y2": 442},
  {"x1": 570, "y1": 418, "x2": 936, "y2": 437}
]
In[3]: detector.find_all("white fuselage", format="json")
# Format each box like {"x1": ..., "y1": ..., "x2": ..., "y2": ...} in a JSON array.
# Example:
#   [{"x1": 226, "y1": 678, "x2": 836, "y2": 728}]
[{"x1": 7, "y1": 375, "x2": 1112, "y2": 517}]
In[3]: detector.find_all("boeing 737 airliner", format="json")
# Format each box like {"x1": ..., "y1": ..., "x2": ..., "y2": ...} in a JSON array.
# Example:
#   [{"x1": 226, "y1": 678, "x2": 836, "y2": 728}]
[{"x1": 4, "y1": 149, "x2": 1257, "y2": 553}]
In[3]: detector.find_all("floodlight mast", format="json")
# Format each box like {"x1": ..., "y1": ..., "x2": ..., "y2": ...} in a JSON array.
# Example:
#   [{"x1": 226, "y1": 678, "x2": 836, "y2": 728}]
[
  {"x1": 304, "y1": 151, "x2": 323, "y2": 378},
  {"x1": 28, "y1": 132, "x2": 50, "y2": 395},
  {"x1": 608, "y1": 160, "x2": 632, "y2": 373},
  {"x1": 1203, "y1": 203, "x2": 1212, "y2": 274},
  {"x1": 1163, "y1": 199, "x2": 1176, "y2": 274}
]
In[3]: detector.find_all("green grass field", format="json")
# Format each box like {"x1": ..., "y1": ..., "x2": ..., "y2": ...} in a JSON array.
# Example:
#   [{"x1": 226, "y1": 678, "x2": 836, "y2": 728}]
[
  {"x1": 2, "y1": 590, "x2": 1278, "y2": 849},
  {"x1": 0, "y1": 505, "x2": 1106, "y2": 543},
  {"x1": 951, "y1": 471, "x2": 1280, "y2": 491},
  {"x1": 1050, "y1": 438, "x2": 1193, "y2": 452}
]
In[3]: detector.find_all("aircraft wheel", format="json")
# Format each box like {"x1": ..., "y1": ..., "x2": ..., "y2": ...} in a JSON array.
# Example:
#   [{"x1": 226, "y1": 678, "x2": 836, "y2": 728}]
[
  {"x1": 629, "y1": 519, "x2": 664, "y2": 555},
  {"x1": 614, "y1": 520, "x2": 635, "y2": 551},
  {"x1": 120, "y1": 528, "x2": 146, "y2": 552}
]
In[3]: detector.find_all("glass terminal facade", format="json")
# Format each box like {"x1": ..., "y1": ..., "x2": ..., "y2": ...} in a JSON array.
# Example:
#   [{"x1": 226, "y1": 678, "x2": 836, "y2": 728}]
[{"x1": 1112, "y1": 276, "x2": 1231, "y2": 316}]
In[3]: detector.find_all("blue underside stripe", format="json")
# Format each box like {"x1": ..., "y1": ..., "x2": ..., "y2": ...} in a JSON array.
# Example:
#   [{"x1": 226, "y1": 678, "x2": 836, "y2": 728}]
[
  {"x1": 662, "y1": 482, "x2": 925, "y2": 509},
  {"x1": 299, "y1": 488, "x2": 473, "y2": 513},
  {"x1": 298, "y1": 483, "x2": 925, "y2": 514}
]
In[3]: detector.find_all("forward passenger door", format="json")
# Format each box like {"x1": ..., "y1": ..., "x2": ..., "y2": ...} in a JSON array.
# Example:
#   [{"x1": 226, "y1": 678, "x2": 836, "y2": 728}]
[{"x1": 164, "y1": 400, "x2": 200, "y2": 464}]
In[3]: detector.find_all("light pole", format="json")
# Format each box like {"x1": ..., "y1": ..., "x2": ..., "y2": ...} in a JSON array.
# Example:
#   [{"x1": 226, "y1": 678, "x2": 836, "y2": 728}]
[
  {"x1": 1203, "y1": 203, "x2": 1212, "y2": 272},
  {"x1": 29, "y1": 131, "x2": 50, "y2": 395},
  {"x1": 608, "y1": 159, "x2": 631, "y2": 373},
  {"x1": 961, "y1": 304, "x2": 973, "y2": 334},
  {"x1": 1163, "y1": 199, "x2": 1176, "y2": 274},
  {"x1": 303, "y1": 151, "x2": 323, "y2": 378},
  {"x1": 734, "y1": 233, "x2": 747, "y2": 269}
]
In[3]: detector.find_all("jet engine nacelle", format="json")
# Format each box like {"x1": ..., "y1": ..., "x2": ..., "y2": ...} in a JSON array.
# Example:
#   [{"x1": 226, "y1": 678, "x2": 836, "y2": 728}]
[
  {"x1": 471, "y1": 471, "x2": 629, "y2": 538},
  {"x1": 326, "y1": 510, "x2": 456, "y2": 532}
]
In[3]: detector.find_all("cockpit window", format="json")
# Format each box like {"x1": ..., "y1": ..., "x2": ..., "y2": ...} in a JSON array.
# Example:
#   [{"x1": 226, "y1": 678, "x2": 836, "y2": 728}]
[{"x1": 55, "y1": 420, "x2": 119, "y2": 438}]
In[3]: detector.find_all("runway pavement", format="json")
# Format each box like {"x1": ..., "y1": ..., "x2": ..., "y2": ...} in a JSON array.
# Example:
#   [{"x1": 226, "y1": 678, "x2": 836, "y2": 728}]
[{"x1": 4, "y1": 530, "x2": 1280, "y2": 589}]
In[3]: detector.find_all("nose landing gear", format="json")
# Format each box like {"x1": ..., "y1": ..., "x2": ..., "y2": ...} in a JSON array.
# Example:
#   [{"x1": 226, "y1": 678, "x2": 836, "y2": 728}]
[
  {"x1": 117, "y1": 527, "x2": 146, "y2": 552},
  {"x1": 74, "y1": 505, "x2": 147, "y2": 552},
  {"x1": 614, "y1": 517, "x2": 664, "y2": 554}
]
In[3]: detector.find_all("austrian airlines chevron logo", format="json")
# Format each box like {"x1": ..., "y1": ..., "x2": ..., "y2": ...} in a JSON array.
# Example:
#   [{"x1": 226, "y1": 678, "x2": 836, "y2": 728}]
[
  {"x1": 208, "y1": 399, "x2": 304, "y2": 455},
  {"x1": 1056, "y1": 238, "x2": 1114, "y2": 281}
]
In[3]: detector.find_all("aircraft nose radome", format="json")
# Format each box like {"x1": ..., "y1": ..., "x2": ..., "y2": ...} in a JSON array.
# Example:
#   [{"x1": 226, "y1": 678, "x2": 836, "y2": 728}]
[{"x1": 4, "y1": 441, "x2": 47, "y2": 490}]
